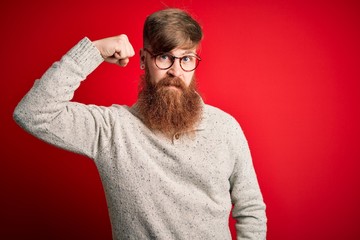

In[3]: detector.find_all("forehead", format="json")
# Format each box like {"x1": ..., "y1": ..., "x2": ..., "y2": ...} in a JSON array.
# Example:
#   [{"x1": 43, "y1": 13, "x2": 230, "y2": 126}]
[{"x1": 168, "y1": 47, "x2": 198, "y2": 55}]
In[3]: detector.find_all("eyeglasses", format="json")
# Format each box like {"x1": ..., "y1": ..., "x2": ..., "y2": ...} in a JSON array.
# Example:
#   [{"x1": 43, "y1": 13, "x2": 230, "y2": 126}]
[{"x1": 144, "y1": 48, "x2": 201, "y2": 72}]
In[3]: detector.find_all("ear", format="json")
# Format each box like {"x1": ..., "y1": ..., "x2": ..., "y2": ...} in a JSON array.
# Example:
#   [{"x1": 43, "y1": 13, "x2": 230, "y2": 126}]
[
  {"x1": 139, "y1": 49, "x2": 146, "y2": 70},
  {"x1": 139, "y1": 48, "x2": 146, "y2": 65}
]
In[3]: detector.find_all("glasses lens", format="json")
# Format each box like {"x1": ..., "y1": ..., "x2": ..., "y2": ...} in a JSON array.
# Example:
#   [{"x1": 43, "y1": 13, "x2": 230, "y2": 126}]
[
  {"x1": 155, "y1": 54, "x2": 173, "y2": 69},
  {"x1": 180, "y1": 56, "x2": 199, "y2": 71}
]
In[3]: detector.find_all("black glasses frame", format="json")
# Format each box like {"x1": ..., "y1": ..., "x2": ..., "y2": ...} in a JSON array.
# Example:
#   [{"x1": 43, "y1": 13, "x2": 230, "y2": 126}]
[{"x1": 144, "y1": 48, "x2": 201, "y2": 72}]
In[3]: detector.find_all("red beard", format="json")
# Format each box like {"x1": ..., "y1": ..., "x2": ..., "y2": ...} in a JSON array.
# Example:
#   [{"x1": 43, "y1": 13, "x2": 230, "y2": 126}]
[{"x1": 137, "y1": 73, "x2": 203, "y2": 138}]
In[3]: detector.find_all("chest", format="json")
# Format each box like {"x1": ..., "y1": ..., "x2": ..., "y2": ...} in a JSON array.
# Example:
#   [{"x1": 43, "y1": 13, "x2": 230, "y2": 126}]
[{"x1": 98, "y1": 128, "x2": 235, "y2": 200}]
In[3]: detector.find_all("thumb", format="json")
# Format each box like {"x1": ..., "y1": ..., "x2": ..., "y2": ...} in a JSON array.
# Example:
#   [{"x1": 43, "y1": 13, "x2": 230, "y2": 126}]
[{"x1": 118, "y1": 58, "x2": 130, "y2": 67}]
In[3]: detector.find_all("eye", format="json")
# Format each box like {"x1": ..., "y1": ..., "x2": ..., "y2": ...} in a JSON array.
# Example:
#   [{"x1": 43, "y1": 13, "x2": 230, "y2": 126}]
[
  {"x1": 157, "y1": 54, "x2": 171, "y2": 62},
  {"x1": 181, "y1": 55, "x2": 195, "y2": 64}
]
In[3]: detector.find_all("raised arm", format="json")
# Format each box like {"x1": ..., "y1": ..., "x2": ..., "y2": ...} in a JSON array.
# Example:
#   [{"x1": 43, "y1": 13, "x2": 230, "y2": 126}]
[{"x1": 13, "y1": 35, "x2": 134, "y2": 158}]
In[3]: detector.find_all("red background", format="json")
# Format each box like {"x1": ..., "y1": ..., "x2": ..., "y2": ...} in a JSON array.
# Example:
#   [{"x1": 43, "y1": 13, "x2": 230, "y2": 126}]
[{"x1": 1, "y1": 0, "x2": 360, "y2": 239}]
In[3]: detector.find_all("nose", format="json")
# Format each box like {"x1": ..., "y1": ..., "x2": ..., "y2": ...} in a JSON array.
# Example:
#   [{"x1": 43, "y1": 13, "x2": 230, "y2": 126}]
[{"x1": 166, "y1": 59, "x2": 183, "y2": 78}]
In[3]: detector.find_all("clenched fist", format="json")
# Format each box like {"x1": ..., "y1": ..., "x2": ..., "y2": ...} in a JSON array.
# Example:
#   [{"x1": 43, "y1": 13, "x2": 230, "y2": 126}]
[{"x1": 93, "y1": 34, "x2": 135, "y2": 67}]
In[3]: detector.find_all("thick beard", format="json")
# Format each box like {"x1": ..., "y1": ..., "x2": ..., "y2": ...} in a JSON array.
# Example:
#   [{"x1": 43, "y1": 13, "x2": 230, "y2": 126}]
[{"x1": 137, "y1": 71, "x2": 203, "y2": 138}]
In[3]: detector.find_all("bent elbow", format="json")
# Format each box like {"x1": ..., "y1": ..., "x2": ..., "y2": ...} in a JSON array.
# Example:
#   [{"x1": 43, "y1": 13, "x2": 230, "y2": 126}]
[
  {"x1": 13, "y1": 98, "x2": 46, "y2": 134},
  {"x1": 13, "y1": 102, "x2": 32, "y2": 131}
]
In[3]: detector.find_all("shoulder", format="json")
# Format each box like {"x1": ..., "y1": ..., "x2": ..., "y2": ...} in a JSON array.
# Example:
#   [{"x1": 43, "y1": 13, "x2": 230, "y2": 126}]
[
  {"x1": 203, "y1": 104, "x2": 252, "y2": 155},
  {"x1": 108, "y1": 104, "x2": 135, "y2": 119},
  {"x1": 108, "y1": 104, "x2": 145, "y2": 126},
  {"x1": 202, "y1": 104, "x2": 247, "y2": 140},
  {"x1": 203, "y1": 104, "x2": 239, "y2": 126}
]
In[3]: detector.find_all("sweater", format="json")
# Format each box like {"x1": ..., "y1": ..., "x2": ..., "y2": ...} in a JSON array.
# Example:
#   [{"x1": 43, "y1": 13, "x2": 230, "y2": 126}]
[{"x1": 13, "y1": 37, "x2": 267, "y2": 239}]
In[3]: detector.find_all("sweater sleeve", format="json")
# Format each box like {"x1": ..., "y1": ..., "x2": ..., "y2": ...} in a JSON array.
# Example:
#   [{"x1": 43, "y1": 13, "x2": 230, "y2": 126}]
[
  {"x1": 229, "y1": 122, "x2": 267, "y2": 239},
  {"x1": 13, "y1": 37, "x2": 114, "y2": 158}
]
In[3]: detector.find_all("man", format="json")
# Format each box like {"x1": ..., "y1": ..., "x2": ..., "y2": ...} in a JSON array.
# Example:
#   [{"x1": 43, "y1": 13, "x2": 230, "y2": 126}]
[{"x1": 14, "y1": 8, "x2": 267, "y2": 240}]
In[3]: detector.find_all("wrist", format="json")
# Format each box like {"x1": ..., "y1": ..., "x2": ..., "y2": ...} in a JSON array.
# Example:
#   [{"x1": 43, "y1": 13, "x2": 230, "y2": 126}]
[{"x1": 68, "y1": 37, "x2": 104, "y2": 75}]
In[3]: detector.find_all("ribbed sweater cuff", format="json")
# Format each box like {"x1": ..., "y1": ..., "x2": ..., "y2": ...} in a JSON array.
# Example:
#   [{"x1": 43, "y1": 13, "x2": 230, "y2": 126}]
[{"x1": 67, "y1": 37, "x2": 104, "y2": 76}]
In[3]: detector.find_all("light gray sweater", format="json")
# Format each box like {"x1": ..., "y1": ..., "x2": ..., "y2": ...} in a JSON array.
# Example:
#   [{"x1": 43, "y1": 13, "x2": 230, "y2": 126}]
[{"x1": 13, "y1": 38, "x2": 267, "y2": 239}]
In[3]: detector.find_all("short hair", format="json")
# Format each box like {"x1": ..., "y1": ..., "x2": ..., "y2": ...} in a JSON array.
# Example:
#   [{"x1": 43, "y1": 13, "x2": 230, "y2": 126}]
[{"x1": 143, "y1": 8, "x2": 203, "y2": 54}]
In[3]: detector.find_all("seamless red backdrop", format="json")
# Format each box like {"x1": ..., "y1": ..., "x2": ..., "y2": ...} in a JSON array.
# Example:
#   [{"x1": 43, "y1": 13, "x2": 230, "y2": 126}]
[{"x1": 1, "y1": 0, "x2": 360, "y2": 239}]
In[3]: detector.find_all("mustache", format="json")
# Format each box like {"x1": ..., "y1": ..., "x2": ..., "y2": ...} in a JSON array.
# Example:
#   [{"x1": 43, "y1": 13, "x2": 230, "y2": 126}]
[{"x1": 156, "y1": 76, "x2": 186, "y2": 91}]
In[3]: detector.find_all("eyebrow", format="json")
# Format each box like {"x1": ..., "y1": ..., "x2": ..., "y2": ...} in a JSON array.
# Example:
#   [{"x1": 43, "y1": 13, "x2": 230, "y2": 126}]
[
  {"x1": 183, "y1": 50, "x2": 197, "y2": 54},
  {"x1": 169, "y1": 50, "x2": 198, "y2": 56}
]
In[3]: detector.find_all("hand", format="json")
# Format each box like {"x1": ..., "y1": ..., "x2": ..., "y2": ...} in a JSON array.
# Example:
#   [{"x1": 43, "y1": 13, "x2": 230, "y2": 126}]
[{"x1": 93, "y1": 34, "x2": 135, "y2": 67}]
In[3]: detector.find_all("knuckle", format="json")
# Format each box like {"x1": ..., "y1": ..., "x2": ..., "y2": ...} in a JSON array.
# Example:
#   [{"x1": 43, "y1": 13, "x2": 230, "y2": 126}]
[
  {"x1": 118, "y1": 34, "x2": 128, "y2": 41},
  {"x1": 115, "y1": 34, "x2": 130, "y2": 48}
]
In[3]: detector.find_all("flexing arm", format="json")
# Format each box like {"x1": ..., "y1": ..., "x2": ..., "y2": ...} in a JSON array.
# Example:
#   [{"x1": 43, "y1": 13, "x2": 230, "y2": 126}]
[{"x1": 13, "y1": 35, "x2": 134, "y2": 158}]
